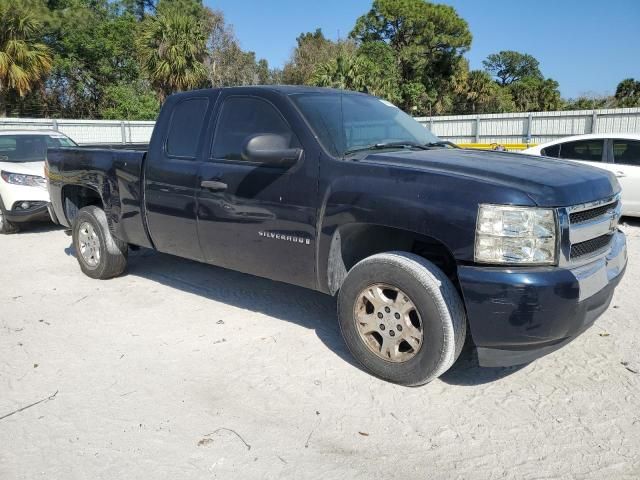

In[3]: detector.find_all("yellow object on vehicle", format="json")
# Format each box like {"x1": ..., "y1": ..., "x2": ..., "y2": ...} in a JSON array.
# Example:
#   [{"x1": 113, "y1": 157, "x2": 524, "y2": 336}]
[{"x1": 458, "y1": 143, "x2": 536, "y2": 151}]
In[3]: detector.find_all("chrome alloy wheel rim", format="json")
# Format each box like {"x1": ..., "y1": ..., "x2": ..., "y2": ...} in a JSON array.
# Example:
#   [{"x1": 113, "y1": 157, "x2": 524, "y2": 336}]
[
  {"x1": 353, "y1": 283, "x2": 424, "y2": 362},
  {"x1": 78, "y1": 222, "x2": 101, "y2": 268}
]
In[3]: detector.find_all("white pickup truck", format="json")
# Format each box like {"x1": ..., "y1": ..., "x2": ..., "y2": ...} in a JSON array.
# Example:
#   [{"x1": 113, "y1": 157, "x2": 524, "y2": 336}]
[{"x1": 0, "y1": 130, "x2": 77, "y2": 233}]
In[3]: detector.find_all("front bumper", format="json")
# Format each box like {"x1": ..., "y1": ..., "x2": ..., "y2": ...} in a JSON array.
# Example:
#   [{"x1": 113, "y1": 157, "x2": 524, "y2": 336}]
[
  {"x1": 4, "y1": 203, "x2": 52, "y2": 223},
  {"x1": 458, "y1": 230, "x2": 627, "y2": 367}
]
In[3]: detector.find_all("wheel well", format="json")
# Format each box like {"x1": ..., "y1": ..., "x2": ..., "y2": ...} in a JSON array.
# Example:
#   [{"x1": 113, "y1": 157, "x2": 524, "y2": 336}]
[
  {"x1": 327, "y1": 224, "x2": 458, "y2": 295},
  {"x1": 62, "y1": 185, "x2": 103, "y2": 224}
]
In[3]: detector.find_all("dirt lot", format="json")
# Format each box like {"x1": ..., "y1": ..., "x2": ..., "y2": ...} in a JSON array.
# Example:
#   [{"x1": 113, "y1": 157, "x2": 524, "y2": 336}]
[{"x1": 1, "y1": 220, "x2": 639, "y2": 479}]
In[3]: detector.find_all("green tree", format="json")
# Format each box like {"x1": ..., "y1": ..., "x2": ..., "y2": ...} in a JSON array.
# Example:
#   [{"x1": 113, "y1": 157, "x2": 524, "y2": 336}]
[
  {"x1": 614, "y1": 78, "x2": 640, "y2": 107},
  {"x1": 137, "y1": 0, "x2": 209, "y2": 101},
  {"x1": 482, "y1": 50, "x2": 542, "y2": 86},
  {"x1": 283, "y1": 29, "x2": 352, "y2": 85},
  {"x1": 355, "y1": 41, "x2": 402, "y2": 103},
  {"x1": 100, "y1": 80, "x2": 160, "y2": 119},
  {"x1": 309, "y1": 42, "x2": 401, "y2": 104},
  {"x1": 508, "y1": 77, "x2": 562, "y2": 112},
  {"x1": 206, "y1": 10, "x2": 273, "y2": 87},
  {"x1": 350, "y1": 0, "x2": 471, "y2": 112},
  {"x1": 0, "y1": 0, "x2": 53, "y2": 116},
  {"x1": 563, "y1": 94, "x2": 612, "y2": 110},
  {"x1": 455, "y1": 70, "x2": 506, "y2": 114},
  {"x1": 44, "y1": 0, "x2": 140, "y2": 118},
  {"x1": 121, "y1": 0, "x2": 156, "y2": 20}
]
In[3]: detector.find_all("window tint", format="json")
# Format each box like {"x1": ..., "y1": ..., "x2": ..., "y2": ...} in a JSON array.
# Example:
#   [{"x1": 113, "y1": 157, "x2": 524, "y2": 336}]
[
  {"x1": 541, "y1": 144, "x2": 560, "y2": 157},
  {"x1": 558, "y1": 139, "x2": 604, "y2": 162},
  {"x1": 166, "y1": 98, "x2": 209, "y2": 158},
  {"x1": 612, "y1": 139, "x2": 640, "y2": 166},
  {"x1": 212, "y1": 97, "x2": 297, "y2": 161}
]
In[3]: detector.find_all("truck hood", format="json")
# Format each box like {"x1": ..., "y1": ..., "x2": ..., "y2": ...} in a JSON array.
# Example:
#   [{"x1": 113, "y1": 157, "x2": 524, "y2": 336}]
[
  {"x1": 0, "y1": 160, "x2": 45, "y2": 177},
  {"x1": 361, "y1": 148, "x2": 619, "y2": 207}
]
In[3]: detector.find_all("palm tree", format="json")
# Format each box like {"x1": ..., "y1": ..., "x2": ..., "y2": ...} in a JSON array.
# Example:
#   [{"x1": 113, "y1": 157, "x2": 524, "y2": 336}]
[
  {"x1": 464, "y1": 71, "x2": 495, "y2": 113},
  {"x1": 137, "y1": 8, "x2": 209, "y2": 101},
  {"x1": 615, "y1": 78, "x2": 640, "y2": 107},
  {"x1": 0, "y1": 2, "x2": 52, "y2": 116}
]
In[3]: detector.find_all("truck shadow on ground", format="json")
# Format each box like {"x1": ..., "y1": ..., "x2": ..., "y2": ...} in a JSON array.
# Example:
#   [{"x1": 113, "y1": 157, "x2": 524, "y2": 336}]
[
  {"x1": 64, "y1": 244, "x2": 524, "y2": 386},
  {"x1": 17, "y1": 222, "x2": 65, "y2": 235}
]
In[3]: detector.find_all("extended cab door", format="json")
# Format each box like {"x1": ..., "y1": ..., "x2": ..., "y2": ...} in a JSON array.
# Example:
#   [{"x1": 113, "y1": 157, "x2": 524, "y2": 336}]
[
  {"x1": 611, "y1": 138, "x2": 640, "y2": 216},
  {"x1": 196, "y1": 90, "x2": 318, "y2": 289},
  {"x1": 144, "y1": 92, "x2": 217, "y2": 261}
]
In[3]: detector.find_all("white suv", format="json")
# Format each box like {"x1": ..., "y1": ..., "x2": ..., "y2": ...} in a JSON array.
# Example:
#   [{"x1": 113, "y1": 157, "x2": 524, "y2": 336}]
[
  {"x1": 522, "y1": 133, "x2": 640, "y2": 217},
  {"x1": 0, "y1": 130, "x2": 77, "y2": 234}
]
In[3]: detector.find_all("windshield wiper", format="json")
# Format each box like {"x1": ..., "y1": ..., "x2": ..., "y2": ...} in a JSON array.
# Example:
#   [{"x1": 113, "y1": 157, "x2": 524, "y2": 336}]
[
  {"x1": 424, "y1": 141, "x2": 459, "y2": 149},
  {"x1": 344, "y1": 141, "x2": 429, "y2": 156}
]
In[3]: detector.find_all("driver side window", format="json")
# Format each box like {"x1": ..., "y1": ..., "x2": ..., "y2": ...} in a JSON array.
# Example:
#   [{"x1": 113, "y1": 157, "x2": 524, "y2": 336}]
[{"x1": 211, "y1": 96, "x2": 299, "y2": 161}]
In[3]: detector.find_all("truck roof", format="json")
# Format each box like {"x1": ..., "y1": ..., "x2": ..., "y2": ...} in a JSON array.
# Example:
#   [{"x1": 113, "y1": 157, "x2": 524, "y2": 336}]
[{"x1": 172, "y1": 85, "x2": 369, "y2": 98}]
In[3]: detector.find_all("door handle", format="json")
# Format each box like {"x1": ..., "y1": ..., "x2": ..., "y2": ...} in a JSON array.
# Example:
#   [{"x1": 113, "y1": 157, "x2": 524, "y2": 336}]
[
  {"x1": 615, "y1": 171, "x2": 626, "y2": 178},
  {"x1": 201, "y1": 180, "x2": 227, "y2": 192}
]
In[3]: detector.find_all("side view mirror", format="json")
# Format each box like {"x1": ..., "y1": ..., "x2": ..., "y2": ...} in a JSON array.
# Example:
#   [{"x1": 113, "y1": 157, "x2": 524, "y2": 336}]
[{"x1": 241, "y1": 134, "x2": 302, "y2": 167}]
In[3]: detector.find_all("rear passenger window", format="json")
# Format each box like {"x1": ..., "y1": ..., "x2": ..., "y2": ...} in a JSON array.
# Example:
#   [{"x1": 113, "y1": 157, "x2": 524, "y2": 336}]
[
  {"x1": 558, "y1": 139, "x2": 604, "y2": 162},
  {"x1": 166, "y1": 98, "x2": 209, "y2": 158},
  {"x1": 541, "y1": 144, "x2": 560, "y2": 157},
  {"x1": 211, "y1": 96, "x2": 298, "y2": 161},
  {"x1": 613, "y1": 139, "x2": 640, "y2": 166}
]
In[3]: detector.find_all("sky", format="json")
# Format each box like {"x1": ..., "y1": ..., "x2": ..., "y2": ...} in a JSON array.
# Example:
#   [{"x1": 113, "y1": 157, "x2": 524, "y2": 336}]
[{"x1": 204, "y1": 0, "x2": 640, "y2": 98}]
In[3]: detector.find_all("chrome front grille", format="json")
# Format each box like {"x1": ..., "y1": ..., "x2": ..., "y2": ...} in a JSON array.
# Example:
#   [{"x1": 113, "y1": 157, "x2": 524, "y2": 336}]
[
  {"x1": 570, "y1": 233, "x2": 614, "y2": 259},
  {"x1": 569, "y1": 200, "x2": 619, "y2": 225},
  {"x1": 561, "y1": 195, "x2": 621, "y2": 265}
]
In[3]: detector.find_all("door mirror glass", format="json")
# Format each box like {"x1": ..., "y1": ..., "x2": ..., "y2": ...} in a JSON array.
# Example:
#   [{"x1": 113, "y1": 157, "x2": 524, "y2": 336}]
[{"x1": 242, "y1": 134, "x2": 302, "y2": 167}]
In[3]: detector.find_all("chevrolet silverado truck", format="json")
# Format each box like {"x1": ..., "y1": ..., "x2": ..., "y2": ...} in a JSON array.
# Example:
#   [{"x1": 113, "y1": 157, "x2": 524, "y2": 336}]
[{"x1": 46, "y1": 86, "x2": 627, "y2": 386}]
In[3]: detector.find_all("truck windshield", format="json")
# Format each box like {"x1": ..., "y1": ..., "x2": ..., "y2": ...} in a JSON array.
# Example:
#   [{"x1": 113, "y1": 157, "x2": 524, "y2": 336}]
[
  {"x1": 290, "y1": 93, "x2": 446, "y2": 158},
  {"x1": 0, "y1": 134, "x2": 77, "y2": 163}
]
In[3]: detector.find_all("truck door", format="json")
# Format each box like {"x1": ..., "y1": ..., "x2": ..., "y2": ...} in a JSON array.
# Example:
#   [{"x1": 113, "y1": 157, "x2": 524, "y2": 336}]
[
  {"x1": 196, "y1": 91, "x2": 318, "y2": 289},
  {"x1": 144, "y1": 94, "x2": 214, "y2": 261}
]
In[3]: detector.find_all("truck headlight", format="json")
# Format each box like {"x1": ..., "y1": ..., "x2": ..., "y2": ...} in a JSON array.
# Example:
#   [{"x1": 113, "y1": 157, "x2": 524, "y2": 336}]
[
  {"x1": 475, "y1": 205, "x2": 557, "y2": 265},
  {"x1": 0, "y1": 170, "x2": 45, "y2": 187}
]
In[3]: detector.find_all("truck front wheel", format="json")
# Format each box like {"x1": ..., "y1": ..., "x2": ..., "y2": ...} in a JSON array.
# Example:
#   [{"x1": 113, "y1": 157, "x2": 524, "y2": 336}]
[
  {"x1": 72, "y1": 206, "x2": 128, "y2": 279},
  {"x1": 338, "y1": 252, "x2": 466, "y2": 386}
]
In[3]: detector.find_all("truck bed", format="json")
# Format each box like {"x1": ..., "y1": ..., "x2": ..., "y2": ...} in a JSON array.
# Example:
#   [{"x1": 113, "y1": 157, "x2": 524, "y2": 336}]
[{"x1": 46, "y1": 146, "x2": 151, "y2": 248}]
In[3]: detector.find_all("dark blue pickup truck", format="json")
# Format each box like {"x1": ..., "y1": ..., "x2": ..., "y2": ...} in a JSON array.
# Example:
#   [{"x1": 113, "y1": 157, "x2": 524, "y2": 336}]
[{"x1": 46, "y1": 86, "x2": 627, "y2": 386}]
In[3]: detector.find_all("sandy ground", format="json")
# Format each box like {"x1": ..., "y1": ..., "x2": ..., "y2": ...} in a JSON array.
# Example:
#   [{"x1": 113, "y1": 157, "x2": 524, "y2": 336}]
[{"x1": 1, "y1": 221, "x2": 639, "y2": 480}]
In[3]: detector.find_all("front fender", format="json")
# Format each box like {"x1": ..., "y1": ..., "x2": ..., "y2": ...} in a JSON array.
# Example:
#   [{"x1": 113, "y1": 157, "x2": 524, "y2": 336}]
[{"x1": 315, "y1": 159, "x2": 536, "y2": 293}]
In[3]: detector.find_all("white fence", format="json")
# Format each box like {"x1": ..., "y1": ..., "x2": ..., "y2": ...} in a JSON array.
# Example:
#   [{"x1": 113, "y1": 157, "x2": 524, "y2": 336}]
[
  {"x1": 416, "y1": 107, "x2": 640, "y2": 145},
  {"x1": 2, "y1": 107, "x2": 640, "y2": 146},
  {"x1": 0, "y1": 117, "x2": 154, "y2": 145}
]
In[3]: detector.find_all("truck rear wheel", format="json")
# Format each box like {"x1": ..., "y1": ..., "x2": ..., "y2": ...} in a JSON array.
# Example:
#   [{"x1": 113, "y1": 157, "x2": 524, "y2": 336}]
[
  {"x1": 337, "y1": 252, "x2": 466, "y2": 386},
  {"x1": 72, "y1": 206, "x2": 128, "y2": 279}
]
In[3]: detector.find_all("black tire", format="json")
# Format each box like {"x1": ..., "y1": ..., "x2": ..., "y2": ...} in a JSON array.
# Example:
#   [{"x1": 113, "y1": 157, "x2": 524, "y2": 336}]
[
  {"x1": 338, "y1": 251, "x2": 466, "y2": 386},
  {"x1": 72, "y1": 206, "x2": 128, "y2": 279},
  {"x1": 0, "y1": 197, "x2": 19, "y2": 234}
]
